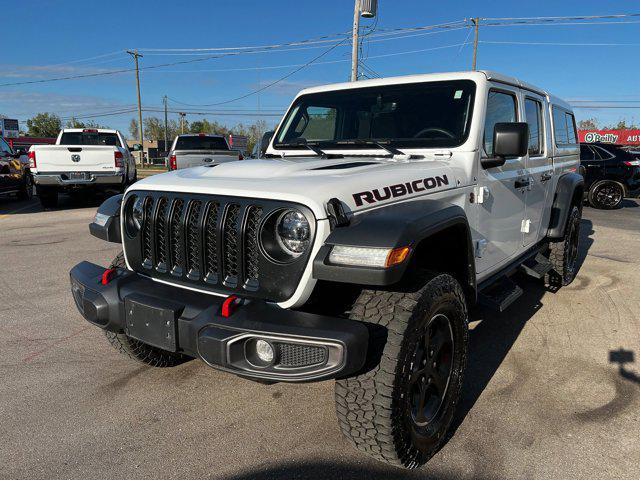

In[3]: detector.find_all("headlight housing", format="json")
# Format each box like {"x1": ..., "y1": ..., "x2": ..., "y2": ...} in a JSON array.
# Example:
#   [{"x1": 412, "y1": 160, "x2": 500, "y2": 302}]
[
  {"x1": 276, "y1": 210, "x2": 310, "y2": 255},
  {"x1": 125, "y1": 194, "x2": 145, "y2": 237},
  {"x1": 260, "y1": 208, "x2": 311, "y2": 263}
]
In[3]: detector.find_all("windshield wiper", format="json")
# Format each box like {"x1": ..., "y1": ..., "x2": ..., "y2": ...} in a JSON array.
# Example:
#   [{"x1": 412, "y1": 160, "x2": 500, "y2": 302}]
[
  {"x1": 331, "y1": 139, "x2": 404, "y2": 156},
  {"x1": 277, "y1": 139, "x2": 343, "y2": 159}
]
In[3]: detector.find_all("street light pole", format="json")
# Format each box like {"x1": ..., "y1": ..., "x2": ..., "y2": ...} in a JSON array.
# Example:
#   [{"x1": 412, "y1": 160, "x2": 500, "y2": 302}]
[
  {"x1": 126, "y1": 49, "x2": 144, "y2": 166},
  {"x1": 350, "y1": 0, "x2": 362, "y2": 82}
]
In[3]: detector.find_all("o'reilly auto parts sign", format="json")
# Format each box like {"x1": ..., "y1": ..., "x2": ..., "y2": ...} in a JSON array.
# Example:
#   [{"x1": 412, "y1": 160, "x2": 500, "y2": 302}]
[
  {"x1": 579, "y1": 129, "x2": 640, "y2": 145},
  {"x1": 1, "y1": 118, "x2": 19, "y2": 138}
]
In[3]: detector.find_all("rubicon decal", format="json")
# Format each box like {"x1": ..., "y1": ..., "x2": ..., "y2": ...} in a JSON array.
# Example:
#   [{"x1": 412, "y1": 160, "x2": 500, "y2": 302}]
[{"x1": 353, "y1": 175, "x2": 450, "y2": 206}]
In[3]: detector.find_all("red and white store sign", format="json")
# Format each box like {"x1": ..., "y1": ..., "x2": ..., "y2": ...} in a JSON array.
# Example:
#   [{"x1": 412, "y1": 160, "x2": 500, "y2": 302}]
[{"x1": 578, "y1": 129, "x2": 640, "y2": 145}]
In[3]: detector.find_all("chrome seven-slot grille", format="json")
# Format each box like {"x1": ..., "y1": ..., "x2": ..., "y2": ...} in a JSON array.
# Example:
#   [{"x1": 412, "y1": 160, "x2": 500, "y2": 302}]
[{"x1": 125, "y1": 192, "x2": 312, "y2": 302}]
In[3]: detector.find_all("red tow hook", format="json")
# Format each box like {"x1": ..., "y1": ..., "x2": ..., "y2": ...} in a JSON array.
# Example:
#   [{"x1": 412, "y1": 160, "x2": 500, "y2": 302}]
[
  {"x1": 221, "y1": 295, "x2": 241, "y2": 318},
  {"x1": 101, "y1": 268, "x2": 117, "y2": 285}
]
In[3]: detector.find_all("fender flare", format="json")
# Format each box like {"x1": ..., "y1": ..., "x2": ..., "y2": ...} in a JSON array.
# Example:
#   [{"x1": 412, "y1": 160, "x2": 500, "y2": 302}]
[
  {"x1": 547, "y1": 172, "x2": 584, "y2": 240},
  {"x1": 313, "y1": 199, "x2": 475, "y2": 292},
  {"x1": 89, "y1": 193, "x2": 123, "y2": 243}
]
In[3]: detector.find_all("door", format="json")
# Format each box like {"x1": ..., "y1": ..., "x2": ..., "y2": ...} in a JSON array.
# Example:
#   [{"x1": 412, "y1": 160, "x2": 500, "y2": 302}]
[
  {"x1": 580, "y1": 144, "x2": 605, "y2": 189},
  {"x1": 522, "y1": 95, "x2": 554, "y2": 247},
  {"x1": 476, "y1": 88, "x2": 527, "y2": 274},
  {"x1": 0, "y1": 138, "x2": 18, "y2": 192}
]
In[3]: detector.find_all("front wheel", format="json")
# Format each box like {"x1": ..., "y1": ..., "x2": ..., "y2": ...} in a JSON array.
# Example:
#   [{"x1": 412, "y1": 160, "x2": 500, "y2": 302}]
[
  {"x1": 17, "y1": 173, "x2": 34, "y2": 200},
  {"x1": 588, "y1": 180, "x2": 624, "y2": 209},
  {"x1": 335, "y1": 273, "x2": 469, "y2": 469}
]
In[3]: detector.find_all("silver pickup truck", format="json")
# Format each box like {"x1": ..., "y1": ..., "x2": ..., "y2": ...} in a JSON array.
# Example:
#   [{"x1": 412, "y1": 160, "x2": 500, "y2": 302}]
[{"x1": 167, "y1": 134, "x2": 242, "y2": 170}]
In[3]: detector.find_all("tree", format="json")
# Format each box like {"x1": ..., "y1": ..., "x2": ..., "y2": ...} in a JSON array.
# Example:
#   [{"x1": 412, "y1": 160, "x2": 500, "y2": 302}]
[
  {"x1": 577, "y1": 118, "x2": 598, "y2": 130},
  {"x1": 65, "y1": 117, "x2": 107, "y2": 129},
  {"x1": 26, "y1": 113, "x2": 62, "y2": 137},
  {"x1": 606, "y1": 119, "x2": 639, "y2": 130}
]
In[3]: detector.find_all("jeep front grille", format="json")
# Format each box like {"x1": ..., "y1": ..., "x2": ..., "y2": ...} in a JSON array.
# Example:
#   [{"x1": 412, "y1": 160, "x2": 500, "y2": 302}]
[{"x1": 123, "y1": 192, "x2": 315, "y2": 302}]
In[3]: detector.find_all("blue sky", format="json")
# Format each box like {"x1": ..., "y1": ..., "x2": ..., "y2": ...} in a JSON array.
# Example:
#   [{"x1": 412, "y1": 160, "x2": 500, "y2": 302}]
[{"x1": 2, "y1": 0, "x2": 639, "y2": 137}]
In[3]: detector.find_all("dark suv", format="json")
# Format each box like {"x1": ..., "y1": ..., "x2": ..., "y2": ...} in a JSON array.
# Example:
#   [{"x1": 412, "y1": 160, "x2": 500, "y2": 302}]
[
  {"x1": 0, "y1": 137, "x2": 33, "y2": 200},
  {"x1": 580, "y1": 142, "x2": 640, "y2": 209}
]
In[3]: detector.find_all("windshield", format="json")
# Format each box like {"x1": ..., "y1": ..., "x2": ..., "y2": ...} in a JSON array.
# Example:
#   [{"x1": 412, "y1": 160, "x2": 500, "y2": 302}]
[
  {"x1": 59, "y1": 132, "x2": 121, "y2": 146},
  {"x1": 175, "y1": 136, "x2": 228, "y2": 150},
  {"x1": 274, "y1": 80, "x2": 475, "y2": 150}
]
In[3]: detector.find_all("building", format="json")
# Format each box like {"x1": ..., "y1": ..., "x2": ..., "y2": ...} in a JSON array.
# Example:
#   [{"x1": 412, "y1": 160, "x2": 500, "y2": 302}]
[{"x1": 578, "y1": 129, "x2": 640, "y2": 146}]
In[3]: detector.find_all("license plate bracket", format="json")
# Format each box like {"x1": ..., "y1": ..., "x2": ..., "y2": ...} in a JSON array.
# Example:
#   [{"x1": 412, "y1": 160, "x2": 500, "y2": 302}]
[
  {"x1": 124, "y1": 294, "x2": 182, "y2": 351},
  {"x1": 69, "y1": 172, "x2": 90, "y2": 181}
]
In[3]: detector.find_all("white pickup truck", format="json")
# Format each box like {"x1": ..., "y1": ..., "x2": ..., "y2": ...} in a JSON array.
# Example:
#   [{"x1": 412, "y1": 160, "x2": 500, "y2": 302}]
[
  {"x1": 167, "y1": 134, "x2": 242, "y2": 170},
  {"x1": 29, "y1": 128, "x2": 137, "y2": 208}
]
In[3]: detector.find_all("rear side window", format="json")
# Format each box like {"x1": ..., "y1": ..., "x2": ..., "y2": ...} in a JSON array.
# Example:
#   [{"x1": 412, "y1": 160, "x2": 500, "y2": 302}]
[
  {"x1": 59, "y1": 132, "x2": 121, "y2": 147},
  {"x1": 175, "y1": 136, "x2": 229, "y2": 150},
  {"x1": 580, "y1": 145, "x2": 595, "y2": 161},
  {"x1": 524, "y1": 98, "x2": 543, "y2": 156},
  {"x1": 484, "y1": 91, "x2": 517, "y2": 156},
  {"x1": 552, "y1": 108, "x2": 578, "y2": 146}
]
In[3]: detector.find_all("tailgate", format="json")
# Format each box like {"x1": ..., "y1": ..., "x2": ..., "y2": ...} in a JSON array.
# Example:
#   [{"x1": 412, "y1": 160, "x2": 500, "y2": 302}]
[
  {"x1": 175, "y1": 150, "x2": 239, "y2": 169},
  {"x1": 34, "y1": 146, "x2": 118, "y2": 172}
]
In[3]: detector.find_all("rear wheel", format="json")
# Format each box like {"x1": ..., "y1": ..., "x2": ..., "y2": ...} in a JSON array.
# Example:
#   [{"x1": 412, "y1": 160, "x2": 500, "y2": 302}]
[
  {"x1": 546, "y1": 205, "x2": 581, "y2": 287},
  {"x1": 335, "y1": 273, "x2": 469, "y2": 468},
  {"x1": 588, "y1": 180, "x2": 624, "y2": 209},
  {"x1": 17, "y1": 173, "x2": 34, "y2": 200},
  {"x1": 104, "y1": 251, "x2": 187, "y2": 367},
  {"x1": 37, "y1": 186, "x2": 58, "y2": 209}
]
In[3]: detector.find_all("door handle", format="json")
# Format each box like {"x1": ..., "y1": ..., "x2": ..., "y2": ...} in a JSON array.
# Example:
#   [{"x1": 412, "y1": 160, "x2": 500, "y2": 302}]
[
  {"x1": 515, "y1": 178, "x2": 531, "y2": 189},
  {"x1": 540, "y1": 172, "x2": 552, "y2": 182}
]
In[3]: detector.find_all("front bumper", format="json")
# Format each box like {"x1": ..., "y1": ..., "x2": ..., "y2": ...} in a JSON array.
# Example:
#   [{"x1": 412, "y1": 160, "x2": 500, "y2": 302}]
[
  {"x1": 70, "y1": 261, "x2": 368, "y2": 382},
  {"x1": 34, "y1": 171, "x2": 123, "y2": 186}
]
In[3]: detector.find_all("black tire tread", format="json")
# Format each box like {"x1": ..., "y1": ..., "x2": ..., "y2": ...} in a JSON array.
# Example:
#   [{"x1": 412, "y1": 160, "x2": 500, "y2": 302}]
[
  {"x1": 335, "y1": 273, "x2": 468, "y2": 468},
  {"x1": 546, "y1": 205, "x2": 581, "y2": 287}
]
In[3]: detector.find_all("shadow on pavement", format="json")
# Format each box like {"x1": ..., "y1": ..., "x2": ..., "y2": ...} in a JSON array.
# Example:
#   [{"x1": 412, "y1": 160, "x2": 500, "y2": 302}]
[
  {"x1": 610, "y1": 348, "x2": 640, "y2": 385},
  {"x1": 450, "y1": 218, "x2": 595, "y2": 434},
  {"x1": 0, "y1": 189, "x2": 121, "y2": 216},
  {"x1": 220, "y1": 460, "x2": 493, "y2": 480}
]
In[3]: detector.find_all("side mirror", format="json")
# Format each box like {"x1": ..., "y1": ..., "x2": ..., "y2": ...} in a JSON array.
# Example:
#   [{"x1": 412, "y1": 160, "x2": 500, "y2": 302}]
[
  {"x1": 481, "y1": 122, "x2": 529, "y2": 169},
  {"x1": 260, "y1": 131, "x2": 274, "y2": 155}
]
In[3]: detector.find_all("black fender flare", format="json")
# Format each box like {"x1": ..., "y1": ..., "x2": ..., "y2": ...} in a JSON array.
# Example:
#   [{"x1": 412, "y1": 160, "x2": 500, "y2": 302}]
[
  {"x1": 313, "y1": 199, "x2": 475, "y2": 292},
  {"x1": 547, "y1": 172, "x2": 584, "y2": 240},
  {"x1": 89, "y1": 193, "x2": 123, "y2": 243}
]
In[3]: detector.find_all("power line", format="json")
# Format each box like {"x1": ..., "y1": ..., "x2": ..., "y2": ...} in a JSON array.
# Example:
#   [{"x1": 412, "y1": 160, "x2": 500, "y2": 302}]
[
  {"x1": 168, "y1": 37, "x2": 350, "y2": 107},
  {"x1": 479, "y1": 40, "x2": 640, "y2": 47}
]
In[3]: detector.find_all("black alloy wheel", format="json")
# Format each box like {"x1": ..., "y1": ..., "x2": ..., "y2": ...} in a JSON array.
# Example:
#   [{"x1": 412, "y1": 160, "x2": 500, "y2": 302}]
[{"x1": 591, "y1": 182, "x2": 623, "y2": 209}]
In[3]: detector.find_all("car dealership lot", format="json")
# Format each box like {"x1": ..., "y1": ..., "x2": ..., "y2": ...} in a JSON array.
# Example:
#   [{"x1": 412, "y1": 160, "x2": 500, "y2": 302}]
[{"x1": 1, "y1": 195, "x2": 639, "y2": 480}]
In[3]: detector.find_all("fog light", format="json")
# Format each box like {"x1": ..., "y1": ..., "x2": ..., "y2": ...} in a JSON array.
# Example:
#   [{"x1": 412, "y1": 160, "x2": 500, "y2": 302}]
[{"x1": 255, "y1": 339, "x2": 274, "y2": 363}]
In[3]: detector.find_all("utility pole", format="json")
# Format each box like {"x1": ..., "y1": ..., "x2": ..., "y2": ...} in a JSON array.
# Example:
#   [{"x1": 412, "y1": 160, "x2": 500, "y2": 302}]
[
  {"x1": 163, "y1": 95, "x2": 169, "y2": 155},
  {"x1": 471, "y1": 18, "x2": 480, "y2": 71},
  {"x1": 127, "y1": 49, "x2": 144, "y2": 166},
  {"x1": 179, "y1": 113, "x2": 186, "y2": 134},
  {"x1": 350, "y1": 0, "x2": 362, "y2": 82}
]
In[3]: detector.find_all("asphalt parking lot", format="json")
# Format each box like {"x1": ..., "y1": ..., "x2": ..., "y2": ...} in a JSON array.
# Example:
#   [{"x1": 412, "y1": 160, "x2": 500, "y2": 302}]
[{"x1": 1, "y1": 193, "x2": 639, "y2": 480}]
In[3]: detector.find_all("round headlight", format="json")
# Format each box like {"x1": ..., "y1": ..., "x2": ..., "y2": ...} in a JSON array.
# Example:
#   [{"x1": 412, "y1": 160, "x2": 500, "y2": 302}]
[
  {"x1": 276, "y1": 210, "x2": 310, "y2": 255},
  {"x1": 125, "y1": 195, "x2": 144, "y2": 237},
  {"x1": 131, "y1": 196, "x2": 145, "y2": 229}
]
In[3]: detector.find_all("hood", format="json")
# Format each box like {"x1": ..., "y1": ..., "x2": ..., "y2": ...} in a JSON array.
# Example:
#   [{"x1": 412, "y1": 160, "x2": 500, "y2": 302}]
[{"x1": 130, "y1": 156, "x2": 459, "y2": 220}]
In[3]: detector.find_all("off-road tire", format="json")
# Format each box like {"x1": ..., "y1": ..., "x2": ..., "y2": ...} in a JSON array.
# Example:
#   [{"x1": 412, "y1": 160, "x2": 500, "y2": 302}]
[
  {"x1": 37, "y1": 186, "x2": 58, "y2": 209},
  {"x1": 588, "y1": 180, "x2": 624, "y2": 209},
  {"x1": 546, "y1": 205, "x2": 581, "y2": 287},
  {"x1": 335, "y1": 273, "x2": 469, "y2": 469},
  {"x1": 103, "y1": 251, "x2": 187, "y2": 367},
  {"x1": 17, "y1": 173, "x2": 34, "y2": 200}
]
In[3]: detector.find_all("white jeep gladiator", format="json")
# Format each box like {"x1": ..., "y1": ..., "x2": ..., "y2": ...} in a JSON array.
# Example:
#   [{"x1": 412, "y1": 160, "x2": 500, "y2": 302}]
[
  {"x1": 29, "y1": 128, "x2": 137, "y2": 208},
  {"x1": 70, "y1": 71, "x2": 584, "y2": 469}
]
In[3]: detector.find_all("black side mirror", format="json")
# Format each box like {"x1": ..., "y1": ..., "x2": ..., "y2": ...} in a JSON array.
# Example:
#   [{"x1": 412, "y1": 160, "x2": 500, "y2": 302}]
[
  {"x1": 481, "y1": 122, "x2": 529, "y2": 169},
  {"x1": 260, "y1": 131, "x2": 275, "y2": 155}
]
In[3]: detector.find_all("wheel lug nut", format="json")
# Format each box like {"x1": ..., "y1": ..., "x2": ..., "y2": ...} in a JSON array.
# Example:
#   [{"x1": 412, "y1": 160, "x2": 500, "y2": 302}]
[
  {"x1": 432, "y1": 362, "x2": 437, "y2": 369},
  {"x1": 427, "y1": 377, "x2": 432, "y2": 384}
]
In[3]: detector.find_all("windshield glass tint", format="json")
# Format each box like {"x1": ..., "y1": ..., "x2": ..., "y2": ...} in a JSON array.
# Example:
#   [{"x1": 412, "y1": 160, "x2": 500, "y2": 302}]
[
  {"x1": 274, "y1": 80, "x2": 475, "y2": 149},
  {"x1": 175, "y1": 136, "x2": 228, "y2": 150},
  {"x1": 59, "y1": 132, "x2": 120, "y2": 146}
]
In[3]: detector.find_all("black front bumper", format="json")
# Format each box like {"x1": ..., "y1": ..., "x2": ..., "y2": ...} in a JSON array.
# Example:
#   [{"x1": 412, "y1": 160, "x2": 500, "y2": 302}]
[{"x1": 70, "y1": 262, "x2": 368, "y2": 382}]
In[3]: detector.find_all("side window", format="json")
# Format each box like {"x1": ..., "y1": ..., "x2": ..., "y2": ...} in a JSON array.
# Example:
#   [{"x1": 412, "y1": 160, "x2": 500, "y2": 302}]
[
  {"x1": 524, "y1": 98, "x2": 543, "y2": 156},
  {"x1": 484, "y1": 90, "x2": 517, "y2": 156},
  {"x1": 552, "y1": 107, "x2": 569, "y2": 145},
  {"x1": 0, "y1": 138, "x2": 12, "y2": 154},
  {"x1": 565, "y1": 113, "x2": 578, "y2": 144},
  {"x1": 580, "y1": 145, "x2": 595, "y2": 161},
  {"x1": 593, "y1": 145, "x2": 613, "y2": 160}
]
